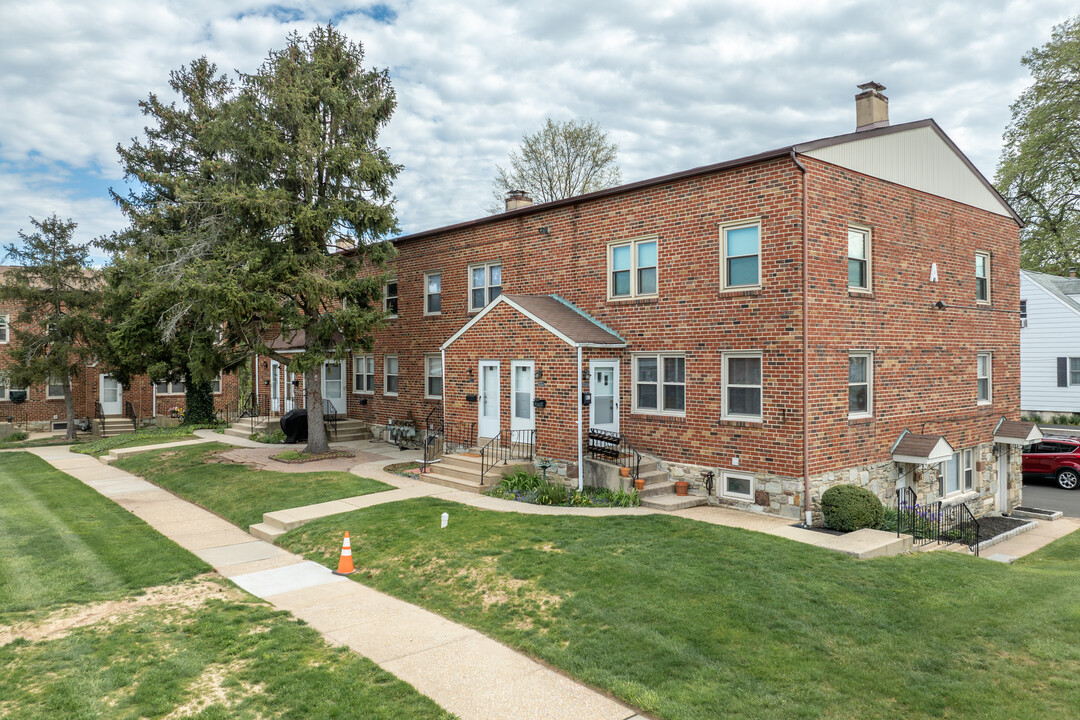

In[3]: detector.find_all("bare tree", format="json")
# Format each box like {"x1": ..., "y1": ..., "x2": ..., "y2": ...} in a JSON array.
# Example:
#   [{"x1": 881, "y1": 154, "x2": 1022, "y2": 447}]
[{"x1": 491, "y1": 119, "x2": 621, "y2": 210}]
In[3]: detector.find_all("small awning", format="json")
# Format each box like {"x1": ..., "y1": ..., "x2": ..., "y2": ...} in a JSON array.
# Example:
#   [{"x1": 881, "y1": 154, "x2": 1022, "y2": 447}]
[
  {"x1": 993, "y1": 417, "x2": 1044, "y2": 445},
  {"x1": 891, "y1": 429, "x2": 955, "y2": 464}
]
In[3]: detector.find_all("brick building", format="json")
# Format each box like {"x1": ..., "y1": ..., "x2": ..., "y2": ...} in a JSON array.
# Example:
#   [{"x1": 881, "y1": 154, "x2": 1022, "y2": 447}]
[{"x1": 251, "y1": 84, "x2": 1036, "y2": 519}]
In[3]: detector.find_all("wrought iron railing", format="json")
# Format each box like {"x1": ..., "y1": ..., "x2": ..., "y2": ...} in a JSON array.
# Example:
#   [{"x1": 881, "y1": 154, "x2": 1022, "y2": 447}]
[
  {"x1": 94, "y1": 401, "x2": 107, "y2": 438},
  {"x1": 479, "y1": 429, "x2": 536, "y2": 486},
  {"x1": 322, "y1": 399, "x2": 338, "y2": 440},
  {"x1": 124, "y1": 401, "x2": 137, "y2": 431},
  {"x1": 896, "y1": 486, "x2": 981, "y2": 556},
  {"x1": 586, "y1": 429, "x2": 641, "y2": 480}
]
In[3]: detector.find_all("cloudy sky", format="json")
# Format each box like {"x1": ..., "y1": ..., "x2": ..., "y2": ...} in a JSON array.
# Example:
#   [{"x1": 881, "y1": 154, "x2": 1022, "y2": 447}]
[{"x1": 0, "y1": 1, "x2": 1074, "y2": 257}]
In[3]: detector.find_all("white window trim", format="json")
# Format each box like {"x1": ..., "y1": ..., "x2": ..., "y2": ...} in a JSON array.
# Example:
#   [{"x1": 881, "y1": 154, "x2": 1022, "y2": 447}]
[
  {"x1": 939, "y1": 449, "x2": 978, "y2": 499},
  {"x1": 975, "y1": 251, "x2": 991, "y2": 304},
  {"x1": 384, "y1": 279, "x2": 399, "y2": 318},
  {"x1": 156, "y1": 380, "x2": 186, "y2": 396},
  {"x1": 719, "y1": 219, "x2": 762, "y2": 292},
  {"x1": 607, "y1": 236, "x2": 659, "y2": 300},
  {"x1": 353, "y1": 354, "x2": 375, "y2": 395},
  {"x1": 0, "y1": 314, "x2": 9, "y2": 344},
  {"x1": 384, "y1": 355, "x2": 399, "y2": 396},
  {"x1": 424, "y1": 272, "x2": 442, "y2": 316},
  {"x1": 977, "y1": 351, "x2": 992, "y2": 405},
  {"x1": 468, "y1": 262, "x2": 502, "y2": 312},
  {"x1": 46, "y1": 377, "x2": 65, "y2": 400},
  {"x1": 1020, "y1": 299, "x2": 1028, "y2": 328},
  {"x1": 848, "y1": 351, "x2": 873, "y2": 419},
  {"x1": 721, "y1": 351, "x2": 764, "y2": 422},
  {"x1": 847, "y1": 225, "x2": 872, "y2": 292},
  {"x1": 720, "y1": 470, "x2": 756, "y2": 502},
  {"x1": 631, "y1": 353, "x2": 686, "y2": 416},
  {"x1": 425, "y1": 353, "x2": 443, "y2": 399}
]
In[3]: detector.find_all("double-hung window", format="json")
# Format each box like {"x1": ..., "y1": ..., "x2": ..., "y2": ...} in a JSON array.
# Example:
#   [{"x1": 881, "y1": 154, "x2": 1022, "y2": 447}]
[
  {"x1": 848, "y1": 227, "x2": 870, "y2": 291},
  {"x1": 1019, "y1": 300, "x2": 1027, "y2": 327},
  {"x1": 47, "y1": 377, "x2": 64, "y2": 399},
  {"x1": 609, "y1": 238, "x2": 658, "y2": 299},
  {"x1": 156, "y1": 379, "x2": 186, "y2": 395},
  {"x1": 975, "y1": 252, "x2": 990, "y2": 303},
  {"x1": 424, "y1": 272, "x2": 441, "y2": 315},
  {"x1": 940, "y1": 449, "x2": 974, "y2": 497},
  {"x1": 469, "y1": 263, "x2": 502, "y2": 311},
  {"x1": 384, "y1": 280, "x2": 398, "y2": 317},
  {"x1": 384, "y1": 355, "x2": 399, "y2": 395},
  {"x1": 425, "y1": 354, "x2": 443, "y2": 399},
  {"x1": 211, "y1": 373, "x2": 222, "y2": 394},
  {"x1": 0, "y1": 314, "x2": 9, "y2": 344},
  {"x1": 848, "y1": 352, "x2": 872, "y2": 418},
  {"x1": 721, "y1": 222, "x2": 760, "y2": 290},
  {"x1": 353, "y1": 355, "x2": 374, "y2": 394},
  {"x1": 722, "y1": 352, "x2": 762, "y2": 421},
  {"x1": 634, "y1": 354, "x2": 685, "y2": 414},
  {"x1": 977, "y1": 352, "x2": 992, "y2": 404}
]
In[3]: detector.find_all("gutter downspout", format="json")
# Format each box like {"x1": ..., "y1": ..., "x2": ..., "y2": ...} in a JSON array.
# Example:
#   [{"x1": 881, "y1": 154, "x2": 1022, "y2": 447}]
[
  {"x1": 792, "y1": 149, "x2": 812, "y2": 527},
  {"x1": 577, "y1": 345, "x2": 584, "y2": 492},
  {"x1": 441, "y1": 347, "x2": 447, "y2": 433}
]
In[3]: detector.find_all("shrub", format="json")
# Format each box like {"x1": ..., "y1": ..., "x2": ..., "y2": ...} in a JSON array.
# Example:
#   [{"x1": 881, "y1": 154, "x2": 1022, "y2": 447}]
[
  {"x1": 535, "y1": 481, "x2": 570, "y2": 506},
  {"x1": 249, "y1": 429, "x2": 287, "y2": 444},
  {"x1": 497, "y1": 468, "x2": 546, "y2": 493},
  {"x1": 1, "y1": 431, "x2": 30, "y2": 443},
  {"x1": 820, "y1": 484, "x2": 884, "y2": 532}
]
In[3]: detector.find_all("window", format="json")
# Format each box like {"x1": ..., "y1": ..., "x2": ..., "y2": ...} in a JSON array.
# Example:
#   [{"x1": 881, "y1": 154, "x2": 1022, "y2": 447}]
[
  {"x1": 424, "y1": 272, "x2": 441, "y2": 315},
  {"x1": 721, "y1": 471, "x2": 755, "y2": 501},
  {"x1": 425, "y1": 354, "x2": 443, "y2": 399},
  {"x1": 353, "y1": 355, "x2": 374, "y2": 393},
  {"x1": 940, "y1": 449, "x2": 975, "y2": 497},
  {"x1": 975, "y1": 252, "x2": 990, "y2": 303},
  {"x1": 721, "y1": 222, "x2": 760, "y2": 290},
  {"x1": 633, "y1": 354, "x2": 685, "y2": 414},
  {"x1": 1020, "y1": 300, "x2": 1027, "y2": 327},
  {"x1": 963, "y1": 449, "x2": 974, "y2": 491},
  {"x1": 156, "y1": 380, "x2": 186, "y2": 395},
  {"x1": 47, "y1": 377, "x2": 64, "y2": 399},
  {"x1": 848, "y1": 227, "x2": 870, "y2": 290},
  {"x1": 469, "y1": 263, "x2": 502, "y2": 311},
  {"x1": 848, "y1": 353, "x2": 872, "y2": 417},
  {"x1": 384, "y1": 280, "x2": 398, "y2": 317},
  {"x1": 722, "y1": 352, "x2": 762, "y2": 421},
  {"x1": 609, "y1": 238, "x2": 658, "y2": 299},
  {"x1": 0, "y1": 314, "x2": 9, "y2": 343},
  {"x1": 211, "y1": 373, "x2": 222, "y2": 394},
  {"x1": 977, "y1": 352, "x2": 992, "y2": 404},
  {"x1": 0, "y1": 379, "x2": 24, "y2": 401},
  {"x1": 384, "y1": 355, "x2": 399, "y2": 395},
  {"x1": 1071, "y1": 358, "x2": 1080, "y2": 387}
]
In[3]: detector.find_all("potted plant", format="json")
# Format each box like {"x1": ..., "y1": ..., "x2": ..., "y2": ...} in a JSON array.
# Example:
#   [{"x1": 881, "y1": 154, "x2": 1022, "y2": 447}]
[
  {"x1": 619, "y1": 466, "x2": 630, "y2": 478},
  {"x1": 674, "y1": 479, "x2": 690, "y2": 496}
]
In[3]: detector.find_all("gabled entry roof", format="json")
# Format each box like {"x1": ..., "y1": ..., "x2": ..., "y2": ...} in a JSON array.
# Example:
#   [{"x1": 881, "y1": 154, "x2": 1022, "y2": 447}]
[
  {"x1": 441, "y1": 294, "x2": 626, "y2": 350},
  {"x1": 993, "y1": 417, "x2": 1044, "y2": 445},
  {"x1": 891, "y1": 429, "x2": 955, "y2": 465}
]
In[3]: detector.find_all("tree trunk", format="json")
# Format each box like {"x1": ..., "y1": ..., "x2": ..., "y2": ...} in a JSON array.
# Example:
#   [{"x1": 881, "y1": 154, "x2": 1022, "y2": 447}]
[
  {"x1": 63, "y1": 372, "x2": 77, "y2": 441},
  {"x1": 183, "y1": 375, "x2": 217, "y2": 425},
  {"x1": 304, "y1": 365, "x2": 329, "y2": 454}
]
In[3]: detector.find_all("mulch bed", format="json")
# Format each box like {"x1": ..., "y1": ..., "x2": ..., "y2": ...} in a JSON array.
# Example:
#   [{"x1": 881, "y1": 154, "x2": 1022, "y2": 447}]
[
  {"x1": 977, "y1": 515, "x2": 1031, "y2": 540},
  {"x1": 269, "y1": 449, "x2": 355, "y2": 464}
]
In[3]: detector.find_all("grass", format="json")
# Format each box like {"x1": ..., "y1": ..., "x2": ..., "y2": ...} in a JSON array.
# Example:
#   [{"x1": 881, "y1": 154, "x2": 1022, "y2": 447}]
[
  {"x1": 0, "y1": 452, "x2": 208, "y2": 619},
  {"x1": 0, "y1": 434, "x2": 84, "y2": 449},
  {"x1": 70, "y1": 425, "x2": 218, "y2": 456},
  {"x1": 280, "y1": 497, "x2": 1080, "y2": 720},
  {"x1": 0, "y1": 452, "x2": 454, "y2": 720},
  {"x1": 113, "y1": 443, "x2": 392, "y2": 529}
]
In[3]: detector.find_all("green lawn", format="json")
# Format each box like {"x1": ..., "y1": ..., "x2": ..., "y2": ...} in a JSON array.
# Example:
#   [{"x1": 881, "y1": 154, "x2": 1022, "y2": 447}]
[
  {"x1": 0, "y1": 452, "x2": 454, "y2": 720},
  {"x1": 114, "y1": 443, "x2": 392, "y2": 529},
  {"x1": 0, "y1": 452, "x2": 208, "y2": 619},
  {"x1": 280, "y1": 497, "x2": 1080, "y2": 720},
  {"x1": 70, "y1": 425, "x2": 216, "y2": 456}
]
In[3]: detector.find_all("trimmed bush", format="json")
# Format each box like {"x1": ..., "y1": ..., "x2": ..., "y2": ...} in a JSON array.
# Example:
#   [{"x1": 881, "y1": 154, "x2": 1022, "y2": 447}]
[{"x1": 820, "y1": 484, "x2": 884, "y2": 532}]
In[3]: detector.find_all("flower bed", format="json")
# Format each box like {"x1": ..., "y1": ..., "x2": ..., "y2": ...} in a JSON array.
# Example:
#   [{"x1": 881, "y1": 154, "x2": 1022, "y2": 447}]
[{"x1": 486, "y1": 468, "x2": 639, "y2": 508}]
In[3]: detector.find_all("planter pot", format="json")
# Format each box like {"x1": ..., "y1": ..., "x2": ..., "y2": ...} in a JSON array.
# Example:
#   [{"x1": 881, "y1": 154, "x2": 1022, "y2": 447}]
[
  {"x1": 674, "y1": 480, "x2": 690, "y2": 496},
  {"x1": 634, "y1": 477, "x2": 645, "y2": 491},
  {"x1": 619, "y1": 466, "x2": 630, "y2": 478}
]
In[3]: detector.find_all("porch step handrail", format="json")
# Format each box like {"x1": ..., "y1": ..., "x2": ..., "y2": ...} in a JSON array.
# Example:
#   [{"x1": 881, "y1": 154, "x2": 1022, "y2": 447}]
[
  {"x1": 479, "y1": 429, "x2": 536, "y2": 486},
  {"x1": 895, "y1": 486, "x2": 981, "y2": 556},
  {"x1": 124, "y1": 400, "x2": 137, "y2": 431},
  {"x1": 94, "y1": 402, "x2": 107, "y2": 438}
]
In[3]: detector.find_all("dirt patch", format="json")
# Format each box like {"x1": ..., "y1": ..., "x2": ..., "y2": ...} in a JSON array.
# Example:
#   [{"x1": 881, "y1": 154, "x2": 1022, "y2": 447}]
[
  {"x1": 0, "y1": 575, "x2": 241, "y2": 646},
  {"x1": 270, "y1": 449, "x2": 355, "y2": 464},
  {"x1": 162, "y1": 660, "x2": 264, "y2": 719}
]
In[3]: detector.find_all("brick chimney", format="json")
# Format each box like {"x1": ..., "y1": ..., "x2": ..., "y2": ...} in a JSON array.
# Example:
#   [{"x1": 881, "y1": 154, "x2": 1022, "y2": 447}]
[
  {"x1": 504, "y1": 190, "x2": 533, "y2": 211},
  {"x1": 1069, "y1": 267, "x2": 1077, "y2": 278},
  {"x1": 855, "y1": 81, "x2": 889, "y2": 132}
]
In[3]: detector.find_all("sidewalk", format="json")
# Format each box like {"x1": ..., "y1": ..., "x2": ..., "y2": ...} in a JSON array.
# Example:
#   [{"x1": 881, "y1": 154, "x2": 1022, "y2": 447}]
[{"x1": 27, "y1": 445, "x2": 641, "y2": 720}]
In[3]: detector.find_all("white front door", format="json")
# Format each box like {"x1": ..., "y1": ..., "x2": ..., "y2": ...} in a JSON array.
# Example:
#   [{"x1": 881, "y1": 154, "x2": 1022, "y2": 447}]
[
  {"x1": 589, "y1": 361, "x2": 619, "y2": 433},
  {"x1": 478, "y1": 361, "x2": 500, "y2": 438},
  {"x1": 997, "y1": 447, "x2": 1009, "y2": 513},
  {"x1": 510, "y1": 361, "x2": 535, "y2": 434},
  {"x1": 100, "y1": 375, "x2": 122, "y2": 415},
  {"x1": 322, "y1": 362, "x2": 344, "y2": 415},
  {"x1": 270, "y1": 360, "x2": 281, "y2": 413}
]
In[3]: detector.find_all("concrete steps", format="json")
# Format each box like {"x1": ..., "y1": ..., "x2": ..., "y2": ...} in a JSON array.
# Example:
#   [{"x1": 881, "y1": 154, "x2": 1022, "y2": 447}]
[
  {"x1": 640, "y1": 493, "x2": 708, "y2": 511},
  {"x1": 419, "y1": 452, "x2": 532, "y2": 494},
  {"x1": 99, "y1": 416, "x2": 135, "y2": 435},
  {"x1": 225, "y1": 417, "x2": 370, "y2": 442}
]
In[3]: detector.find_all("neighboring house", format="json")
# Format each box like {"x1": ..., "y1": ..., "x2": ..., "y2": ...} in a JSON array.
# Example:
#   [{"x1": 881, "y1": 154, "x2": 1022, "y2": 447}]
[
  {"x1": 252, "y1": 83, "x2": 1033, "y2": 520},
  {"x1": 1019, "y1": 269, "x2": 1080, "y2": 416}
]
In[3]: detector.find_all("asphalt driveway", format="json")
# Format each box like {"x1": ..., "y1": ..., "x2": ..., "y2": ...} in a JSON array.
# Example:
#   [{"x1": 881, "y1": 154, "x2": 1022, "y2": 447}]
[{"x1": 1022, "y1": 478, "x2": 1080, "y2": 518}]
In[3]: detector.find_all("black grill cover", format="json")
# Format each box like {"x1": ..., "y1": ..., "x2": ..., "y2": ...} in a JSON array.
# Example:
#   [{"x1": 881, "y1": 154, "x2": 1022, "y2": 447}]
[{"x1": 280, "y1": 409, "x2": 308, "y2": 444}]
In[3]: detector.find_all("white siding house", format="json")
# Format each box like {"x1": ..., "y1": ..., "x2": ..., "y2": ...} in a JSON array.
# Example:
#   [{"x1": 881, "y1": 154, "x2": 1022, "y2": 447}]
[{"x1": 1021, "y1": 270, "x2": 1080, "y2": 414}]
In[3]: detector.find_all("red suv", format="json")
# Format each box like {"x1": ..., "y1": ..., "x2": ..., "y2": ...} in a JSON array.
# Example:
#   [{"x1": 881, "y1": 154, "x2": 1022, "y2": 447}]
[{"x1": 1023, "y1": 437, "x2": 1080, "y2": 490}]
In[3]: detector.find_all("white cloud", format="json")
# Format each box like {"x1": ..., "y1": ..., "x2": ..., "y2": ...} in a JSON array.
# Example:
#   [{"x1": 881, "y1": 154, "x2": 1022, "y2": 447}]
[{"x1": 0, "y1": 0, "x2": 1076, "y2": 244}]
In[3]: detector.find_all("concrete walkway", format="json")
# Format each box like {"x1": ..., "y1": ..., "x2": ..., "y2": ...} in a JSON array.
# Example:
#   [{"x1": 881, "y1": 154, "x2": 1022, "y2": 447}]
[{"x1": 24, "y1": 445, "x2": 641, "y2": 720}]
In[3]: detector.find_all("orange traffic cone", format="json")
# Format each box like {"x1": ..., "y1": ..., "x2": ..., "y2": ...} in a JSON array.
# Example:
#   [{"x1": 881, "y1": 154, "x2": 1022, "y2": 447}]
[{"x1": 332, "y1": 531, "x2": 356, "y2": 576}]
